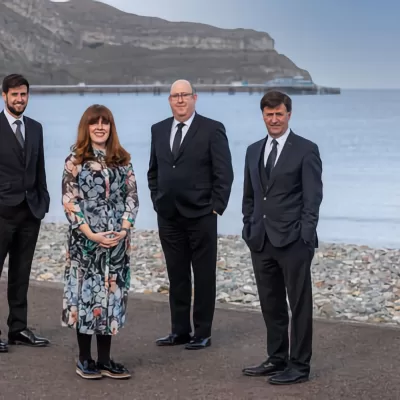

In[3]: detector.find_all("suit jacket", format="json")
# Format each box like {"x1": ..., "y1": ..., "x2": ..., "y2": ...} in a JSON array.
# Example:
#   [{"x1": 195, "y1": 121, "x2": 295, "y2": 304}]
[
  {"x1": 242, "y1": 130, "x2": 323, "y2": 251},
  {"x1": 0, "y1": 111, "x2": 50, "y2": 220},
  {"x1": 147, "y1": 112, "x2": 234, "y2": 219}
]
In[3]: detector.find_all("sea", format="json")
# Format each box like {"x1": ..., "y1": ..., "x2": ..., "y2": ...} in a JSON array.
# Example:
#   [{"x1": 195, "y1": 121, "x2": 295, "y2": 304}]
[{"x1": 23, "y1": 89, "x2": 400, "y2": 249}]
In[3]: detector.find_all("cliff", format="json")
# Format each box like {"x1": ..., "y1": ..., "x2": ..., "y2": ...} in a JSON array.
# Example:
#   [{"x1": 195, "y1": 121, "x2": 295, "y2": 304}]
[{"x1": 0, "y1": 0, "x2": 312, "y2": 84}]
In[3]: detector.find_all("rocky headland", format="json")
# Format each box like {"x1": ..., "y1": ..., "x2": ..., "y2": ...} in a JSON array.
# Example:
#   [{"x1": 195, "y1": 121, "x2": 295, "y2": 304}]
[{"x1": 0, "y1": 0, "x2": 311, "y2": 85}]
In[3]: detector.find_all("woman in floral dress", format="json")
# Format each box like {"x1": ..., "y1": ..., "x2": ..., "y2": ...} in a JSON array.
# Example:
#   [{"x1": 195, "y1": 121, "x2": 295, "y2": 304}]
[{"x1": 61, "y1": 104, "x2": 139, "y2": 380}]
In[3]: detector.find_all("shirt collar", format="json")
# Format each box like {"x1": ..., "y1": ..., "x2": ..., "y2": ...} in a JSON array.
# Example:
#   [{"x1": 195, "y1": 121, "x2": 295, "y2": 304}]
[
  {"x1": 172, "y1": 111, "x2": 195, "y2": 129},
  {"x1": 4, "y1": 107, "x2": 24, "y2": 127},
  {"x1": 268, "y1": 127, "x2": 290, "y2": 146}
]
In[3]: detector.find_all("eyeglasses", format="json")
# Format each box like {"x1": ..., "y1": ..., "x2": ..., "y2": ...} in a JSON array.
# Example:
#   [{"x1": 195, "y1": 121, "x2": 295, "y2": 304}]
[{"x1": 169, "y1": 92, "x2": 194, "y2": 101}]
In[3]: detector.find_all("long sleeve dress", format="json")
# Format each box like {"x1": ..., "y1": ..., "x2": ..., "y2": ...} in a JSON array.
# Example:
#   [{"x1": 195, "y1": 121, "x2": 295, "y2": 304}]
[{"x1": 61, "y1": 149, "x2": 139, "y2": 335}]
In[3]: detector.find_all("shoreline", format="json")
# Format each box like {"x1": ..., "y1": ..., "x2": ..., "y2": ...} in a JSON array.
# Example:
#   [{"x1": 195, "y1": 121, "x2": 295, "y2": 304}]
[{"x1": 2, "y1": 222, "x2": 400, "y2": 327}]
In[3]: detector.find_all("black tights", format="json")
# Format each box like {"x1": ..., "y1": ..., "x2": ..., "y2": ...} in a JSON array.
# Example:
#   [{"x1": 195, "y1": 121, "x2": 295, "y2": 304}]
[{"x1": 76, "y1": 330, "x2": 112, "y2": 363}]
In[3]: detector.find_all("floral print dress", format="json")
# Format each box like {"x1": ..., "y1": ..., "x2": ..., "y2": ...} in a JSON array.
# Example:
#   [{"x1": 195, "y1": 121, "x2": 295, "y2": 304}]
[{"x1": 61, "y1": 149, "x2": 139, "y2": 335}]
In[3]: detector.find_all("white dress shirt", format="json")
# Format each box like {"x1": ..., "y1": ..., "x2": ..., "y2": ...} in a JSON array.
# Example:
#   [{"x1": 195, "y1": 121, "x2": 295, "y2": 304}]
[
  {"x1": 264, "y1": 127, "x2": 290, "y2": 166},
  {"x1": 3, "y1": 108, "x2": 25, "y2": 139},
  {"x1": 170, "y1": 112, "x2": 195, "y2": 149}
]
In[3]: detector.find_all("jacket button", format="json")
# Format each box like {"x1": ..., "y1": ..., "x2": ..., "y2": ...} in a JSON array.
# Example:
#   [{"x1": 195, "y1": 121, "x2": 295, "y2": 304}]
[
  {"x1": 263, "y1": 197, "x2": 266, "y2": 200},
  {"x1": 173, "y1": 165, "x2": 176, "y2": 168},
  {"x1": 263, "y1": 215, "x2": 266, "y2": 218}
]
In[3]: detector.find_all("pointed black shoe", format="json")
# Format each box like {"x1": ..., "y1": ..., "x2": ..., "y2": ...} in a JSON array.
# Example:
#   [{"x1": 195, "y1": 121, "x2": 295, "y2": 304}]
[
  {"x1": 242, "y1": 361, "x2": 286, "y2": 377},
  {"x1": 268, "y1": 368, "x2": 309, "y2": 385},
  {"x1": 8, "y1": 328, "x2": 50, "y2": 347},
  {"x1": 156, "y1": 333, "x2": 191, "y2": 346},
  {"x1": 0, "y1": 337, "x2": 8, "y2": 353},
  {"x1": 184, "y1": 337, "x2": 211, "y2": 350}
]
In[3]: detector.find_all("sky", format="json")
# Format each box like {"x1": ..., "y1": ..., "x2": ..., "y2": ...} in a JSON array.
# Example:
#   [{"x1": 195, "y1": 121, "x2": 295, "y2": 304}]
[{"x1": 95, "y1": 0, "x2": 400, "y2": 89}]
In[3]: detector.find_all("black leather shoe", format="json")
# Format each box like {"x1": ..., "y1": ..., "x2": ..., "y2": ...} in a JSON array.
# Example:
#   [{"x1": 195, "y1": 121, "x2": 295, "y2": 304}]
[
  {"x1": 242, "y1": 361, "x2": 286, "y2": 377},
  {"x1": 268, "y1": 368, "x2": 309, "y2": 385},
  {"x1": 156, "y1": 333, "x2": 191, "y2": 346},
  {"x1": 97, "y1": 360, "x2": 131, "y2": 379},
  {"x1": 184, "y1": 336, "x2": 211, "y2": 350},
  {"x1": 0, "y1": 337, "x2": 8, "y2": 353},
  {"x1": 8, "y1": 328, "x2": 50, "y2": 347},
  {"x1": 76, "y1": 359, "x2": 102, "y2": 380}
]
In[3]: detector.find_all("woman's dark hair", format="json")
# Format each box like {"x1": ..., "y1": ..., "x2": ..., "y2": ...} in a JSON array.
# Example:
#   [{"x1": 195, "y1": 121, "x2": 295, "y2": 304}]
[
  {"x1": 2, "y1": 74, "x2": 30, "y2": 94},
  {"x1": 260, "y1": 90, "x2": 292, "y2": 113}
]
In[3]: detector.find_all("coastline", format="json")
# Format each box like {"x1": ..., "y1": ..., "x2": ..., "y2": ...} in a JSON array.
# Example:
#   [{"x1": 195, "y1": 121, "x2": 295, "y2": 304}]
[{"x1": 3, "y1": 222, "x2": 400, "y2": 327}]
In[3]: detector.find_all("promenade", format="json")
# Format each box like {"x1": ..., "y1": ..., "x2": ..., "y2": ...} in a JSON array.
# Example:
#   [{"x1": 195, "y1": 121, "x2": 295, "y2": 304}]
[{"x1": 0, "y1": 280, "x2": 399, "y2": 400}]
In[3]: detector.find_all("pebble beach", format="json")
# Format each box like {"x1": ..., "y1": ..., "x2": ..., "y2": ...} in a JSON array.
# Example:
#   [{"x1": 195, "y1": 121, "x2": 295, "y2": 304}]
[{"x1": 3, "y1": 223, "x2": 400, "y2": 327}]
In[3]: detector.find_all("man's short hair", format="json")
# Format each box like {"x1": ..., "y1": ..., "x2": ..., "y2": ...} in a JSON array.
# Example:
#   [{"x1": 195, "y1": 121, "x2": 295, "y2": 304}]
[
  {"x1": 2, "y1": 74, "x2": 30, "y2": 94},
  {"x1": 260, "y1": 90, "x2": 292, "y2": 113}
]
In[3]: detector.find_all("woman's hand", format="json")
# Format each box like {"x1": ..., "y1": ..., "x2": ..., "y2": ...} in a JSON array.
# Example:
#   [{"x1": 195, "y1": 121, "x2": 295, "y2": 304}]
[
  {"x1": 88, "y1": 231, "x2": 120, "y2": 248},
  {"x1": 112, "y1": 230, "x2": 128, "y2": 243}
]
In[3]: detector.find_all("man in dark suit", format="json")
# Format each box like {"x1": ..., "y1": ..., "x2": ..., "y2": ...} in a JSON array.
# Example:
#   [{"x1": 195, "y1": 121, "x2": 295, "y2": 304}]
[
  {"x1": 241, "y1": 91, "x2": 323, "y2": 384},
  {"x1": 0, "y1": 74, "x2": 50, "y2": 353},
  {"x1": 147, "y1": 79, "x2": 233, "y2": 350}
]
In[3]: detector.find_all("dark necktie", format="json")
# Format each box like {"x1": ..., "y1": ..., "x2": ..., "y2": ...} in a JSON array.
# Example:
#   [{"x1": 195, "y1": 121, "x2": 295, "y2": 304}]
[
  {"x1": 171, "y1": 122, "x2": 185, "y2": 159},
  {"x1": 265, "y1": 139, "x2": 278, "y2": 179},
  {"x1": 14, "y1": 120, "x2": 24, "y2": 149}
]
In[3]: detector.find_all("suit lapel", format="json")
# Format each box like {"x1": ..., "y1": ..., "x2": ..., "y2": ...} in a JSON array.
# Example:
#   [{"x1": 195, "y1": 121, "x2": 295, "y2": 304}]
[
  {"x1": 268, "y1": 131, "x2": 295, "y2": 191},
  {"x1": 174, "y1": 113, "x2": 201, "y2": 161},
  {"x1": 253, "y1": 137, "x2": 267, "y2": 193},
  {"x1": 161, "y1": 117, "x2": 174, "y2": 163},
  {"x1": 0, "y1": 111, "x2": 24, "y2": 163},
  {"x1": 24, "y1": 116, "x2": 34, "y2": 168}
]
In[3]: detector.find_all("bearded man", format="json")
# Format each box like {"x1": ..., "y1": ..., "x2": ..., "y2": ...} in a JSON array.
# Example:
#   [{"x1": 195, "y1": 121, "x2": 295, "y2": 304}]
[{"x1": 0, "y1": 74, "x2": 50, "y2": 353}]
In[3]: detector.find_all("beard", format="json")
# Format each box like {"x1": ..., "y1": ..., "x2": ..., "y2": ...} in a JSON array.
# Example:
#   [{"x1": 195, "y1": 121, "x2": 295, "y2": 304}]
[{"x1": 7, "y1": 100, "x2": 27, "y2": 116}]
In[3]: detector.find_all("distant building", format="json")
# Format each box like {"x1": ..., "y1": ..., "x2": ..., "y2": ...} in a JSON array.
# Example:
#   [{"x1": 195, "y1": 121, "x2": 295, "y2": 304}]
[{"x1": 265, "y1": 76, "x2": 314, "y2": 87}]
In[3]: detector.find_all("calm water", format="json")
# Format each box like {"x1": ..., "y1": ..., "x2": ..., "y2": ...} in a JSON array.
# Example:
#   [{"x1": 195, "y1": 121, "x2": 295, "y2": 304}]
[{"x1": 24, "y1": 89, "x2": 400, "y2": 248}]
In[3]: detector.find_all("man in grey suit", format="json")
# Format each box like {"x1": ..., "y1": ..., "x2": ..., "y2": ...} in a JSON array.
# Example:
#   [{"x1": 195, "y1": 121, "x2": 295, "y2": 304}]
[{"x1": 241, "y1": 91, "x2": 323, "y2": 385}]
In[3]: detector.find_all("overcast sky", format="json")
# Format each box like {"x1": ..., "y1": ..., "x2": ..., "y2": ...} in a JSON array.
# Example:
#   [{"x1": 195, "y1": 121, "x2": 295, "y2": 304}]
[{"x1": 97, "y1": 0, "x2": 399, "y2": 89}]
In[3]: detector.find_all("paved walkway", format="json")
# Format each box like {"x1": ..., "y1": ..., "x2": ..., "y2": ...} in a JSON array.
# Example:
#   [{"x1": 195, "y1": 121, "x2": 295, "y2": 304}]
[{"x1": 0, "y1": 280, "x2": 400, "y2": 400}]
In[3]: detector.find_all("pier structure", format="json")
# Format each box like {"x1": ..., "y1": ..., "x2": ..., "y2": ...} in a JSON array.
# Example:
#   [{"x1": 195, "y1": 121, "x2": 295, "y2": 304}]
[{"x1": 29, "y1": 83, "x2": 341, "y2": 96}]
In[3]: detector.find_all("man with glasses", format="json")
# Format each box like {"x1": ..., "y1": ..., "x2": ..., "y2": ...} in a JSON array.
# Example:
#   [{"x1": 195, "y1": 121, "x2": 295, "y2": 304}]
[
  {"x1": 241, "y1": 91, "x2": 323, "y2": 384},
  {"x1": 148, "y1": 79, "x2": 233, "y2": 350}
]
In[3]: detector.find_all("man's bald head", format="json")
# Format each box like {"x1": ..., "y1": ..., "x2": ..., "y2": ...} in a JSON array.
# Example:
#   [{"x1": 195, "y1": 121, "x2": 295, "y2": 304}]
[
  {"x1": 170, "y1": 79, "x2": 195, "y2": 95},
  {"x1": 168, "y1": 79, "x2": 198, "y2": 122}
]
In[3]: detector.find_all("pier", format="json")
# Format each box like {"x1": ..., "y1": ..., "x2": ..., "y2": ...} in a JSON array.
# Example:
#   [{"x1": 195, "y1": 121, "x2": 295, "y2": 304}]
[{"x1": 29, "y1": 83, "x2": 341, "y2": 96}]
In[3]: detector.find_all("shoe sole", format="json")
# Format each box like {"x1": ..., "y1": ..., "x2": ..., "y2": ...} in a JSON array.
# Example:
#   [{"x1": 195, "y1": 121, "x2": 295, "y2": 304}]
[
  {"x1": 8, "y1": 341, "x2": 48, "y2": 347},
  {"x1": 184, "y1": 343, "x2": 211, "y2": 350},
  {"x1": 243, "y1": 370, "x2": 284, "y2": 377},
  {"x1": 99, "y1": 370, "x2": 131, "y2": 379},
  {"x1": 156, "y1": 342, "x2": 187, "y2": 346},
  {"x1": 0, "y1": 348, "x2": 8, "y2": 353},
  {"x1": 76, "y1": 368, "x2": 102, "y2": 380},
  {"x1": 268, "y1": 377, "x2": 309, "y2": 385}
]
